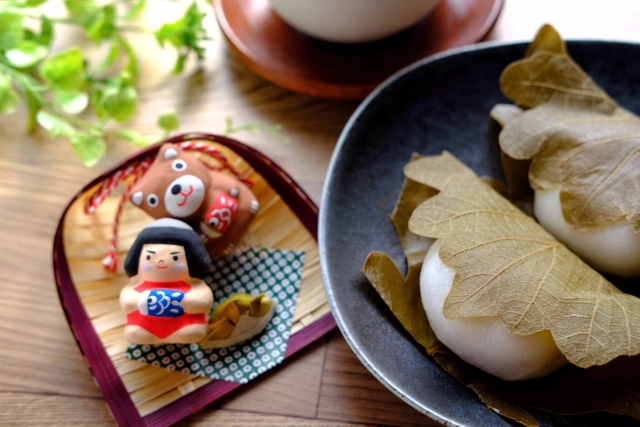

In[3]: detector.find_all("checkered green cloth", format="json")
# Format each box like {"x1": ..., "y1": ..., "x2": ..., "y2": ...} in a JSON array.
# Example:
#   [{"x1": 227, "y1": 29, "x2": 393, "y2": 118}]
[{"x1": 125, "y1": 247, "x2": 305, "y2": 383}]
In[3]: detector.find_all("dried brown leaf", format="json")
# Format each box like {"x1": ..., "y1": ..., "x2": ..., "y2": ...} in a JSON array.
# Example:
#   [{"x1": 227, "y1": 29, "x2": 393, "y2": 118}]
[
  {"x1": 490, "y1": 104, "x2": 534, "y2": 203},
  {"x1": 430, "y1": 345, "x2": 540, "y2": 427},
  {"x1": 499, "y1": 102, "x2": 640, "y2": 233},
  {"x1": 364, "y1": 251, "x2": 438, "y2": 350},
  {"x1": 490, "y1": 103, "x2": 524, "y2": 127},
  {"x1": 364, "y1": 160, "x2": 439, "y2": 350},
  {"x1": 391, "y1": 153, "x2": 438, "y2": 268},
  {"x1": 500, "y1": 51, "x2": 617, "y2": 113},
  {"x1": 501, "y1": 152, "x2": 533, "y2": 200},
  {"x1": 405, "y1": 152, "x2": 640, "y2": 368},
  {"x1": 364, "y1": 151, "x2": 640, "y2": 425},
  {"x1": 431, "y1": 345, "x2": 640, "y2": 424},
  {"x1": 525, "y1": 24, "x2": 567, "y2": 57}
]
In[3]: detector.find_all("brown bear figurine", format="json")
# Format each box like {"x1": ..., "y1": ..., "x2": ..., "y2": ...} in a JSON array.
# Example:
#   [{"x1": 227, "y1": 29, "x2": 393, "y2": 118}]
[{"x1": 129, "y1": 143, "x2": 259, "y2": 258}]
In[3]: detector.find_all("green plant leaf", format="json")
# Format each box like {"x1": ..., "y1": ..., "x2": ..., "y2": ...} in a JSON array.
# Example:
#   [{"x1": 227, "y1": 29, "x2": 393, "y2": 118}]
[
  {"x1": 36, "y1": 110, "x2": 76, "y2": 137},
  {"x1": 13, "y1": 78, "x2": 42, "y2": 132},
  {"x1": 135, "y1": 134, "x2": 160, "y2": 146},
  {"x1": 117, "y1": 37, "x2": 138, "y2": 83},
  {"x1": 117, "y1": 128, "x2": 142, "y2": 141},
  {"x1": 100, "y1": 85, "x2": 137, "y2": 122},
  {"x1": 5, "y1": 41, "x2": 48, "y2": 68},
  {"x1": 64, "y1": 0, "x2": 99, "y2": 26},
  {"x1": 94, "y1": 39, "x2": 119, "y2": 74},
  {"x1": 223, "y1": 117, "x2": 289, "y2": 142},
  {"x1": 86, "y1": 5, "x2": 116, "y2": 44},
  {"x1": 0, "y1": 11, "x2": 24, "y2": 51},
  {"x1": 157, "y1": 109, "x2": 178, "y2": 132},
  {"x1": 38, "y1": 16, "x2": 53, "y2": 46},
  {"x1": 24, "y1": 29, "x2": 37, "y2": 42},
  {"x1": 0, "y1": 88, "x2": 19, "y2": 114},
  {"x1": 70, "y1": 132, "x2": 106, "y2": 167},
  {"x1": 123, "y1": 0, "x2": 146, "y2": 21},
  {"x1": 15, "y1": 0, "x2": 48, "y2": 7},
  {"x1": 155, "y1": 23, "x2": 175, "y2": 48},
  {"x1": 173, "y1": 52, "x2": 187, "y2": 74},
  {"x1": 118, "y1": 129, "x2": 158, "y2": 146},
  {"x1": 155, "y1": 2, "x2": 206, "y2": 51},
  {"x1": 0, "y1": 73, "x2": 10, "y2": 91},
  {"x1": 39, "y1": 46, "x2": 86, "y2": 92},
  {"x1": 90, "y1": 87, "x2": 107, "y2": 119},
  {"x1": 155, "y1": 2, "x2": 208, "y2": 74},
  {"x1": 0, "y1": 0, "x2": 212, "y2": 168},
  {"x1": 55, "y1": 90, "x2": 89, "y2": 114},
  {"x1": 23, "y1": 86, "x2": 41, "y2": 132}
]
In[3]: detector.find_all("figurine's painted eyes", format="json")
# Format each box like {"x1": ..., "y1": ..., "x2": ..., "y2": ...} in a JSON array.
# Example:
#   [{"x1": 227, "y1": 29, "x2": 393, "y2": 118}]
[
  {"x1": 146, "y1": 255, "x2": 151, "y2": 260},
  {"x1": 147, "y1": 194, "x2": 159, "y2": 208},
  {"x1": 172, "y1": 160, "x2": 187, "y2": 172},
  {"x1": 147, "y1": 296, "x2": 157, "y2": 305},
  {"x1": 208, "y1": 217, "x2": 219, "y2": 227},
  {"x1": 173, "y1": 255, "x2": 178, "y2": 261}
]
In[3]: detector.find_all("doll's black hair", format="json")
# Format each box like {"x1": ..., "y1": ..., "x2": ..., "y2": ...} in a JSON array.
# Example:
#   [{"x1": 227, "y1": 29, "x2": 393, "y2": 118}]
[{"x1": 124, "y1": 219, "x2": 210, "y2": 279}]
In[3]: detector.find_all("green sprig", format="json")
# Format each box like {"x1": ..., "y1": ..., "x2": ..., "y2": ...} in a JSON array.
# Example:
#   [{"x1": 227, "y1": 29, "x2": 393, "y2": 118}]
[
  {"x1": 0, "y1": 1, "x2": 287, "y2": 167},
  {"x1": 155, "y1": 2, "x2": 209, "y2": 74},
  {"x1": 222, "y1": 117, "x2": 290, "y2": 142}
]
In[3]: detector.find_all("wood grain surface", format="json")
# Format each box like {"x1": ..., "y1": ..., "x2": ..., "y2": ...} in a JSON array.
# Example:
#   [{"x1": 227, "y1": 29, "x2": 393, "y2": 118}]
[{"x1": 3, "y1": 1, "x2": 640, "y2": 426}]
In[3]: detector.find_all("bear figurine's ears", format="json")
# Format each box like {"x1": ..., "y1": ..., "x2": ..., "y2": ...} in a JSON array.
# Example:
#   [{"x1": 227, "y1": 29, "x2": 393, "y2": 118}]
[
  {"x1": 164, "y1": 147, "x2": 179, "y2": 160},
  {"x1": 131, "y1": 191, "x2": 143, "y2": 206}
]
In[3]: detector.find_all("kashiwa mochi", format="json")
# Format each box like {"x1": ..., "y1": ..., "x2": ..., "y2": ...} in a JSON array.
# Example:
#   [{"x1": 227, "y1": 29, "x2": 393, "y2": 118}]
[
  {"x1": 534, "y1": 187, "x2": 640, "y2": 278},
  {"x1": 420, "y1": 240, "x2": 568, "y2": 381}
]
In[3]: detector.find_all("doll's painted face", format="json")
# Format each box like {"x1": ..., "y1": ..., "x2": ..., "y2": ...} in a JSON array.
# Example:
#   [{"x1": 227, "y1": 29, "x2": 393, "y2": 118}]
[{"x1": 138, "y1": 244, "x2": 189, "y2": 281}]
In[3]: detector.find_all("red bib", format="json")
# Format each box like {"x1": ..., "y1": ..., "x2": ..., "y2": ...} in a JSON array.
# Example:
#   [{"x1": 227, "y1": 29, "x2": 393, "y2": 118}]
[
  {"x1": 127, "y1": 280, "x2": 207, "y2": 339},
  {"x1": 134, "y1": 280, "x2": 192, "y2": 293}
]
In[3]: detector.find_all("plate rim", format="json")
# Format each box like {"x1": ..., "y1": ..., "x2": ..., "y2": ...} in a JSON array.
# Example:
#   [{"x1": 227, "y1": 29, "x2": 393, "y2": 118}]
[
  {"x1": 318, "y1": 38, "x2": 640, "y2": 426},
  {"x1": 213, "y1": 0, "x2": 505, "y2": 100}
]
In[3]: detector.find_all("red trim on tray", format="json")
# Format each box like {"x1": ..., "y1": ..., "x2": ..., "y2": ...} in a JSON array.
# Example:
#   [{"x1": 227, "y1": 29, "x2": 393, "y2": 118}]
[{"x1": 53, "y1": 133, "x2": 335, "y2": 427}]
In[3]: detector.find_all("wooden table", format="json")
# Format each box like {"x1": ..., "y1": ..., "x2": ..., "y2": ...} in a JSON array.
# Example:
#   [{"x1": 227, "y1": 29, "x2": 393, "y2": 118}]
[{"x1": 3, "y1": 1, "x2": 640, "y2": 426}]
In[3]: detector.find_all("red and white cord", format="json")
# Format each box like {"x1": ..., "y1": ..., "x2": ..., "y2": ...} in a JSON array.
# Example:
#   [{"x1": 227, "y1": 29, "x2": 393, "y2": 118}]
[
  {"x1": 99, "y1": 160, "x2": 151, "y2": 270},
  {"x1": 176, "y1": 141, "x2": 254, "y2": 188},
  {"x1": 85, "y1": 158, "x2": 152, "y2": 214}
]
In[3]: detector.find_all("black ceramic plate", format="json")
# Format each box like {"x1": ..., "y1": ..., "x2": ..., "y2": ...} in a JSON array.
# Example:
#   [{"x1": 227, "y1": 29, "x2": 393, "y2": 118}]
[{"x1": 319, "y1": 41, "x2": 640, "y2": 426}]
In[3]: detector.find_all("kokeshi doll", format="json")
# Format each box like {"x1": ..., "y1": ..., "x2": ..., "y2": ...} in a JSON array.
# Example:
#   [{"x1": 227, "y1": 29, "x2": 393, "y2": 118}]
[{"x1": 120, "y1": 218, "x2": 213, "y2": 344}]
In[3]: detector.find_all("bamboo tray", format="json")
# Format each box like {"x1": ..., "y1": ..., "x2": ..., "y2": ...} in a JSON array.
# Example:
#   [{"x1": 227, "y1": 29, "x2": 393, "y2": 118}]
[{"x1": 53, "y1": 133, "x2": 336, "y2": 426}]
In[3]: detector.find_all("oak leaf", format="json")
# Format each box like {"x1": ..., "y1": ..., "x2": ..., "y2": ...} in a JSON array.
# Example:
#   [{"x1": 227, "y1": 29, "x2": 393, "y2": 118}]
[
  {"x1": 405, "y1": 152, "x2": 640, "y2": 368},
  {"x1": 524, "y1": 24, "x2": 567, "y2": 58},
  {"x1": 497, "y1": 24, "x2": 640, "y2": 234},
  {"x1": 364, "y1": 156, "x2": 438, "y2": 351},
  {"x1": 431, "y1": 345, "x2": 640, "y2": 425},
  {"x1": 500, "y1": 51, "x2": 616, "y2": 113},
  {"x1": 499, "y1": 103, "x2": 640, "y2": 233},
  {"x1": 364, "y1": 251, "x2": 437, "y2": 351},
  {"x1": 390, "y1": 153, "x2": 438, "y2": 269},
  {"x1": 363, "y1": 150, "x2": 640, "y2": 424}
]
